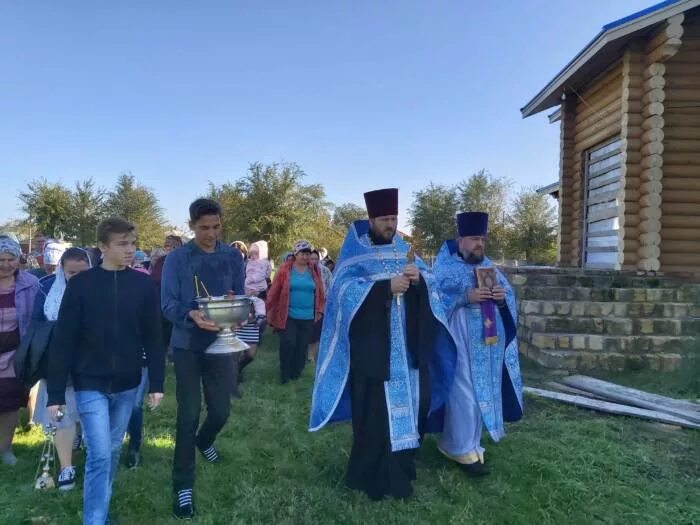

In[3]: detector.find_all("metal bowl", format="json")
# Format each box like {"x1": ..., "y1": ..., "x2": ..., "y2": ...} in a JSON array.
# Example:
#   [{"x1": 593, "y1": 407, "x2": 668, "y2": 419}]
[{"x1": 196, "y1": 295, "x2": 251, "y2": 328}]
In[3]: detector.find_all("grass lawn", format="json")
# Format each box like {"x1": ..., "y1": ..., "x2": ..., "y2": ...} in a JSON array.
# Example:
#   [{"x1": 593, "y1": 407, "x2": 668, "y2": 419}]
[{"x1": 1, "y1": 333, "x2": 698, "y2": 525}]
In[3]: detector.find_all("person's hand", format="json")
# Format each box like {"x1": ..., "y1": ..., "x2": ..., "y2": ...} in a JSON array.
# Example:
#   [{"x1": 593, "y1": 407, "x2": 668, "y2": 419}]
[
  {"x1": 403, "y1": 264, "x2": 420, "y2": 285},
  {"x1": 225, "y1": 290, "x2": 237, "y2": 299},
  {"x1": 147, "y1": 393, "x2": 164, "y2": 410},
  {"x1": 47, "y1": 405, "x2": 64, "y2": 422},
  {"x1": 188, "y1": 310, "x2": 220, "y2": 332},
  {"x1": 467, "y1": 288, "x2": 493, "y2": 304},
  {"x1": 391, "y1": 275, "x2": 411, "y2": 295},
  {"x1": 492, "y1": 286, "x2": 506, "y2": 304}
]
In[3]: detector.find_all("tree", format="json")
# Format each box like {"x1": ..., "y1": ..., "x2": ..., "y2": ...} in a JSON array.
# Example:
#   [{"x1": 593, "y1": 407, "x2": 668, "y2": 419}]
[
  {"x1": 457, "y1": 170, "x2": 512, "y2": 261},
  {"x1": 209, "y1": 162, "x2": 338, "y2": 261},
  {"x1": 408, "y1": 183, "x2": 459, "y2": 255},
  {"x1": 18, "y1": 179, "x2": 73, "y2": 239},
  {"x1": 104, "y1": 173, "x2": 169, "y2": 250},
  {"x1": 331, "y1": 203, "x2": 367, "y2": 231},
  {"x1": 509, "y1": 188, "x2": 558, "y2": 264},
  {"x1": 66, "y1": 178, "x2": 107, "y2": 246}
]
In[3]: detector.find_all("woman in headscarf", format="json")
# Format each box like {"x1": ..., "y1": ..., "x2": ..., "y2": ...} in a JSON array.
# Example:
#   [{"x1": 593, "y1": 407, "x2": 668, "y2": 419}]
[
  {"x1": 266, "y1": 241, "x2": 325, "y2": 384},
  {"x1": 0, "y1": 236, "x2": 39, "y2": 466},
  {"x1": 31, "y1": 247, "x2": 91, "y2": 488}
]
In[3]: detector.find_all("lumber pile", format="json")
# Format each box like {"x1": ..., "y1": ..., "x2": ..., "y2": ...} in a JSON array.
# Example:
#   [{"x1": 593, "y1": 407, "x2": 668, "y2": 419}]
[{"x1": 525, "y1": 375, "x2": 700, "y2": 429}]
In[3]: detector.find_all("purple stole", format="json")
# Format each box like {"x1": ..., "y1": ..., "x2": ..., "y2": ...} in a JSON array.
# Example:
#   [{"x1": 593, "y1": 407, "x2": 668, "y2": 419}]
[{"x1": 480, "y1": 300, "x2": 498, "y2": 346}]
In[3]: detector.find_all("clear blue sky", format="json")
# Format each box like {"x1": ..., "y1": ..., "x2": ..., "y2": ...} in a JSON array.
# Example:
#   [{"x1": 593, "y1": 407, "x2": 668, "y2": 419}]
[{"x1": 0, "y1": 0, "x2": 654, "y2": 232}]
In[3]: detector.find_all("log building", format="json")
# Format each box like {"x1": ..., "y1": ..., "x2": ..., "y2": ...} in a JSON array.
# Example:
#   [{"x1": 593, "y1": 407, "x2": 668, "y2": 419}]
[{"x1": 522, "y1": 0, "x2": 700, "y2": 276}]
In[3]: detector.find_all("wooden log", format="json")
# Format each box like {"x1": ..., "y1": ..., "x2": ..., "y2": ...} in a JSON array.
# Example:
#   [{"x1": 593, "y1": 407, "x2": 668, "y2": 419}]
[
  {"x1": 624, "y1": 189, "x2": 641, "y2": 201},
  {"x1": 560, "y1": 375, "x2": 700, "y2": 423},
  {"x1": 639, "y1": 232, "x2": 661, "y2": 245},
  {"x1": 664, "y1": 127, "x2": 700, "y2": 140},
  {"x1": 625, "y1": 150, "x2": 642, "y2": 164},
  {"x1": 626, "y1": 215, "x2": 641, "y2": 227},
  {"x1": 575, "y1": 100, "x2": 622, "y2": 130},
  {"x1": 662, "y1": 178, "x2": 700, "y2": 190},
  {"x1": 660, "y1": 240, "x2": 700, "y2": 253},
  {"x1": 576, "y1": 66, "x2": 623, "y2": 105},
  {"x1": 660, "y1": 253, "x2": 700, "y2": 265},
  {"x1": 574, "y1": 125, "x2": 622, "y2": 154},
  {"x1": 662, "y1": 190, "x2": 700, "y2": 203},
  {"x1": 663, "y1": 165, "x2": 700, "y2": 177},
  {"x1": 575, "y1": 94, "x2": 622, "y2": 124},
  {"x1": 665, "y1": 63, "x2": 700, "y2": 76},
  {"x1": 663, "y1": 139, "x2": 700, "y2": 153},
  {"x1": 665, "y1": 88, "x2": 700, "y2": 103},
  {"x1": 660, "y1": 265, "x2": 700, "y2": 274},
  {"x1": 643, "y1": 75, "x2": 666, "y2": 90},
  {"x1": 646, "y1": 21, "x2": 684, "y2": 52},
  {"x1": 664, "y1": 153, "x2": 700, "y2": 165},
  {"x1": 664, "y1": 114, "x2": 700, "y2": 126},
  {"x1": 522, "y1": 387, "x2": 700, "y2": 429},
  {"x1": 639, "y1": 219, "x2": 661, "y2": 233},
  {"x1": 544, "y1": 382, "x2": 608, "y2": 400},
  {"x1": 624, "y1": 239, "x2": 641, "y2": 251},
  {"x1": 638, "y1": 245, "x2": 661, "y2": 259},
  {"x1": 623, "y1": 125, "x2": 643, "y2": 139},
  {"x1": 623, "y1": 86, "x2": 644, "y2": 101},
  {"x1": 640, "y1": 194, "x2": 662, "y2": 208},
  {"x1": 662, "y1": 203, "x2": 700, "y2": 215},
  {"x1": 642, "y1": 88, "x2": 666, "y2": 105},
  {"x1": 641, "y1": 167, "x2": 663, "y2": 181},
  {"x1": 647, "y1": 39, "x2": 682, "y2": 64},
  {"x1": 638, "y1": 257, "x2": 661, "y2": 271},
  {"x1": 642, "y1": 115, "x2": 665, "y2": 130},
  {"x1": 623, "y1": 164, "x2": 641, "y2": 177},
  {"x1": 640, "y1": 181, "x2": 663, "y2": 195},
  {"x1": 641, "y1": 141, "x2": 664, "y2": 156},
  {"x1": 641, "y1": 128, "x2": 664, "y2": 143},
  {"x1": 662, "y1": 215, "x2": 700, "y2": 228},
  {"x1": 641, "y1": 155, "x2": 663, "y2": 170},
  {"x1": 625, "y1": 202, "x2": 640, "y2": 214},
  {"x1": 660, "y1": 228, "x2": 698, "y2": 241},
  {"x1": 640, "y1": 206, "x2": 662, "y2": 220},
  {"x1": 642, "y1": 101, "x2": 665, "y2": 117},
  {"x1": 665, "y1": 75, "x2": 700, "y2": 89},
  {"x1": 623, "y1": 137, "x2": 642, "y2": 151},
  {"x1": 643, "y1": 63, "x2": 666, "y2": 79}
]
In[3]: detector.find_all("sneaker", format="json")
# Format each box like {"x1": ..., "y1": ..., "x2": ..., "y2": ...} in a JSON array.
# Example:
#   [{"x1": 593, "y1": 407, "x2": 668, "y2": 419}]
[
  {"x1": 173, "y1": 489, "x2": 195, "y2": 520},
  {"x1": 58, "y1": 466, "x2": 77, "y2": 491},
  {"x1": 198, "y1": 444, "x2": 220, "y2": 463},
  {"x1": 125, "y1": 449, "x2": 141, "y2": 469}
]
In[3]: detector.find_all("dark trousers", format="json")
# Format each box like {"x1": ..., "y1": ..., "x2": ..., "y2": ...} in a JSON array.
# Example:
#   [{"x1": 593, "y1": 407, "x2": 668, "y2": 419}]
[
  {"x1": 278, "y1": 317, "x2": 313, "y2": 383},
  {"x1": 172, "y1": 349, "x2": 236, "y2": 491}
]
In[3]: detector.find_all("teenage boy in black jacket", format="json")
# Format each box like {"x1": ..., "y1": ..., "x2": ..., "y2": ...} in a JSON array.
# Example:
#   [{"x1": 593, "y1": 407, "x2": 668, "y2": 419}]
[{"x1": 47, "y1": 217, "x2": 165, "y2": 525}]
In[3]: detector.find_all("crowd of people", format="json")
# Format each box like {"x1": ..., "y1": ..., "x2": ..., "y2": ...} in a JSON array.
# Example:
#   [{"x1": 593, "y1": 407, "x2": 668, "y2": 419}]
[{"x1": 0, "y1": 189, "x2": 522, "y2": 524}]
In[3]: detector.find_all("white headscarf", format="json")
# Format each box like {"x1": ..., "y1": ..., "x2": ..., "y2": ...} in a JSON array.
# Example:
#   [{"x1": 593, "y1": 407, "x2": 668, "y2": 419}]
[
  {"x1": 44, "y1": 249, "x2": 92, "y2": 321},
  {"x1": 43, "y1": 240, "x2": 67, "y2": 266},
  {"x1": 250, "y1": 240, "x2": 269, "y2": 260}
]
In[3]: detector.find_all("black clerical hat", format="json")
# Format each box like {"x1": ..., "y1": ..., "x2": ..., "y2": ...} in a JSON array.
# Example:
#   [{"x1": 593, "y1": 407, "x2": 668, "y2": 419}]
[{"x1": 363, "y1": 188, "x2": 399, "y2": 219}]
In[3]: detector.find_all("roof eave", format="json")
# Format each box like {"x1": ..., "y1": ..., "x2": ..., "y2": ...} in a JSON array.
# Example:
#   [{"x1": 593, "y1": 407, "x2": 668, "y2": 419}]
[{"x1": 520, "y1": 0, "x2": 698, "y2": 119}]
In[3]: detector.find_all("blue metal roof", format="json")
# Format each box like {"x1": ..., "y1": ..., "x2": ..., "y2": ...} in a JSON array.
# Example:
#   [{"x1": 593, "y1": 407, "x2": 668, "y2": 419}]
[{"x1": 602, "y1": 0, "x2": 681, "y2": 30}]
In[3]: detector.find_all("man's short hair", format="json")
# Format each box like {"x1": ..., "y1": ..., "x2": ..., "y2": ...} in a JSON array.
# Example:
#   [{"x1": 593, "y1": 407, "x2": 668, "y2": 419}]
[
  {"x1": 97, "y1": 217, "x2": 136, "y2": 245},
  {"x1": 189, "y1": 198, "x2": 222, "y2": 223}
]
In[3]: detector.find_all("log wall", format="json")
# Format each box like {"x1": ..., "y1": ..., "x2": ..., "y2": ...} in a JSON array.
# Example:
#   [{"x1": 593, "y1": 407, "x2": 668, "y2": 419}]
[
  {"x1": 567, "y1": 62, "x2": 624, "y2": 267},
  {"x1": 661, "y1": 12, "x2": 700, "y2": 274},
  {"x1": 558, "y1": 98, "x2": 577, "y2": 266}
]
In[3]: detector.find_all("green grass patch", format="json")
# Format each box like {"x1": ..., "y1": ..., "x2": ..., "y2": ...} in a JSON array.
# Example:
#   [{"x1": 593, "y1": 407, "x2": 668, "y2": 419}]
[{"x1": 1, "y1": 335, "x2": 698, "y2": 524}]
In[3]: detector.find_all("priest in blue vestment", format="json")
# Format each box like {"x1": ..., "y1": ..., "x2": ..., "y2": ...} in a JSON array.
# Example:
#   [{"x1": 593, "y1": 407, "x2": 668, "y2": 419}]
[
  {"x1": 309, "y1": 188, "x2": 448, "y2": 500},
  {"x1": 429, "y1": 212, "x2": 524, "y2": 477}
]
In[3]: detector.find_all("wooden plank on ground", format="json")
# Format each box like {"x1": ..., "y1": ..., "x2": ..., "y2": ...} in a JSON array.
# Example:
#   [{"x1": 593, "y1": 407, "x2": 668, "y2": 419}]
[
  {"x1": 561, "y1": 375, "x2": 700, "y2": 424},
  {"x1": 523, "y1": 387, "x2": 700, "y2": 429},
  {"x1": 544, "y1": 381, "x2": 608, "y2": 400}
]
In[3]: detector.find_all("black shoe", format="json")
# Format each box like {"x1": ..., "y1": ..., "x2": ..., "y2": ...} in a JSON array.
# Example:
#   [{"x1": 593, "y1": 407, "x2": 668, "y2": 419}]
[
  {"x1": 125, "y1": 449, "x2": 140, "y2": 469},
  {"x1": 460, "y1": 461, "x2": 490, "y2": 478},
  {"x1": 198, "y1": 444, "x2": 220, "y2": 463},
  {"x1": 173, "y1": 489, "x2": 195, "y2": 520}
]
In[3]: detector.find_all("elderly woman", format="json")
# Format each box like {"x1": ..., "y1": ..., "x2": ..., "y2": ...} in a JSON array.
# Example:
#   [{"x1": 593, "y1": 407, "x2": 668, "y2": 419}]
[
  {"x1": 266, "y1": 241, "x2": 324, "y2": 384},
  {"x1": 0, "y1": 236, "x2": 39, "y2": 466},
  {"x1": 31, "y1": 247, "x2": 91, "y2": 487}
]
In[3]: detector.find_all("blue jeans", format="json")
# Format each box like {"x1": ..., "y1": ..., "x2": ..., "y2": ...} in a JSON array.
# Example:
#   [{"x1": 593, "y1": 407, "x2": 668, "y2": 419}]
[
  {"x1": 76, "y1": 388, "x2": 138, "y2": 525},
  {"x1": 127, "y1": 367, "x2": 148, "y2": 452}
]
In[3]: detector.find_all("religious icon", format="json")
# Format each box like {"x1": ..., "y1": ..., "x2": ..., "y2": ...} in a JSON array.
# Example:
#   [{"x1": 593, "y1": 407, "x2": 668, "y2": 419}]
[{"x1": 476, "y1": 267, "x2": 497, "y2": 291}]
